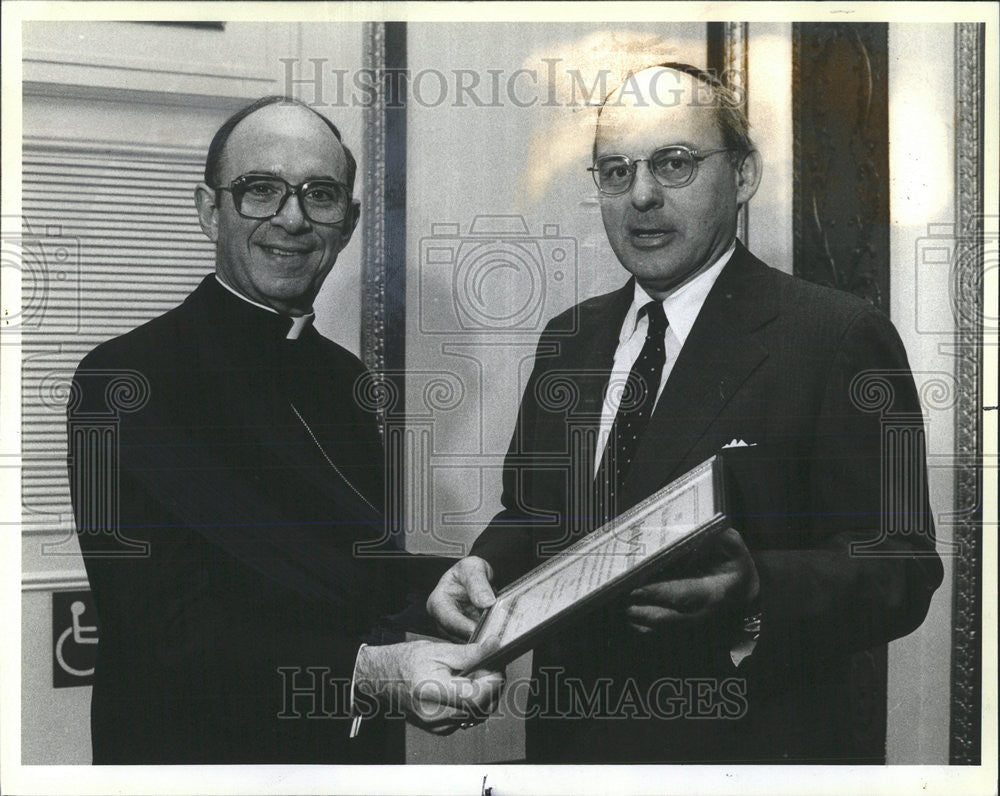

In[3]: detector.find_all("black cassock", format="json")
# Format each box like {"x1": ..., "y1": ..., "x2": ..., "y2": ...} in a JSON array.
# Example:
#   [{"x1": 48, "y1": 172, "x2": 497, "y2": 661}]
[{"x1": 69, "y1": 275, "x2": 444, "y2": 764}]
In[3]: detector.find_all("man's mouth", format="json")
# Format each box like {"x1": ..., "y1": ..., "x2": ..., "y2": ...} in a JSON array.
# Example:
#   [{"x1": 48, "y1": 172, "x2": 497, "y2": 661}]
[
  {"x1": 260, "y1": 244, "x2": 312, "y2": 258},
  {"x1": 628, "y1": 227, "x2": 674, "y2": 248}
]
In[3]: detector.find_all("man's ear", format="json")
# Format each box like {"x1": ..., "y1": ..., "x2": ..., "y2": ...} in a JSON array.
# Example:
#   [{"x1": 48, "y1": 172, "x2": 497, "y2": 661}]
[
  {"x1": 337, "y1": 200, "x2": 361, "y2": 252},
  {"x1": 735, "y1": 150, "x2": 762, "y2": 206},
  {"x1": 194, "y1": 183, "x2": 220, "y2": 242}
]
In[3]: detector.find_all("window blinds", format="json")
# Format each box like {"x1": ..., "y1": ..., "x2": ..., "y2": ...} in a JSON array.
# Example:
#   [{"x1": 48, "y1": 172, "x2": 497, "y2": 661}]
[{"x1": 21, "y1": 140, "x2": 215, "y2": 527}]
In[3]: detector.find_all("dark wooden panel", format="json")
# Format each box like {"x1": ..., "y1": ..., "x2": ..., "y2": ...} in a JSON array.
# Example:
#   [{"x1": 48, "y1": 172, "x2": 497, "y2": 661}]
[
  {"x1": 793, "y1": 22, "x2": 892, "y2": 764},
  {"x1": 384, "y1": 21, "x2": 408, "y2": 381},
  {"x1": 792, "y1": 23, "x2": 889, "y2": 309}
]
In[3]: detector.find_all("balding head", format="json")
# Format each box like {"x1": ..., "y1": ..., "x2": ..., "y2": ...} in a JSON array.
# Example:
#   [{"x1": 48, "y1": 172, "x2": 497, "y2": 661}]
[
  {"x1": 217, "y1": 103, "x2": 350, "y2": 189},
  {"x1": 594, "y1": 63, "x2": 753, "y2": 168},
  {"x1": 205, "y1": 96, "x2": 357, "y2": 192}
]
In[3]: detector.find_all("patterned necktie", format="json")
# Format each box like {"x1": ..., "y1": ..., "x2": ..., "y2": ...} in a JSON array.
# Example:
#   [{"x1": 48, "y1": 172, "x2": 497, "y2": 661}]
[{"x1": 594, "y1": 300, "x2": 668, "y2": 523}]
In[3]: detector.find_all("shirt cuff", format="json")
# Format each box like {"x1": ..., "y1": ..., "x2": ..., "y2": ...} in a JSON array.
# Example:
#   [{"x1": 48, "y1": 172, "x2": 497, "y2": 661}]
[
  {"x1": 349, "y1": 643, "x2": 367, "y2": 739},
  {"x1": 730, "y1": 636, "x2": 758, "y2": 667},
  {"x1": 729, "y1": 612, "x2": 762, "y2": 668}
]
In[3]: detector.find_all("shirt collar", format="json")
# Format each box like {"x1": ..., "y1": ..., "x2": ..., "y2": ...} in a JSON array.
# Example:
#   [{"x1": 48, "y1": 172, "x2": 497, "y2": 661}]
[
  {"x1": 214, "y1": 275, "x2": 315, "y2": 340},
  {"x1": 621, "y1": 243, "x2": 736, "y2": 347}
]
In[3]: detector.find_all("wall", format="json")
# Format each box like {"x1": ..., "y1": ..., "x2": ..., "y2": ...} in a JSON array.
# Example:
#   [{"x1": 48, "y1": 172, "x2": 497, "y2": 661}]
[
  {"x1": 746, "y1": 22, "x2": 793, "y2": 271},
  {"x1": 886, "y1": 22, "x2": 957, "y2": 764},
  {"x1": 298, "y1": 24, "x2": 366, "y2": 356}
]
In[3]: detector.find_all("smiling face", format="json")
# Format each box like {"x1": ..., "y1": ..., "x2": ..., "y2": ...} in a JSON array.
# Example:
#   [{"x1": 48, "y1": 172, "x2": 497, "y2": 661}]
[
  {"x1": 595, "y1": 68, "x2": 760, "y2": 298},
  {"x1": 195, "y1": 103, "x2": 358, "y2": 315}
]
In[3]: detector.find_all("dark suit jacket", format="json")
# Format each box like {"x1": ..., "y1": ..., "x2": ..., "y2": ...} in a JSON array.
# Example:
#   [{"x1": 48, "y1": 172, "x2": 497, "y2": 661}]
[
  {"x1": 471, "y1": 243, "x2": 943, "y2": 763},
  {"x1": 68, "y1": 275, "x2": 445, "y2": 764}
]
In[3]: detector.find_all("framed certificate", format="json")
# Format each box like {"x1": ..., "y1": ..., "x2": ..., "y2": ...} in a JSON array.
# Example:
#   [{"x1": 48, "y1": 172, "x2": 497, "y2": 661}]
[{"x1": 463, "y1": 456, "x2": 730, "y2": 673}]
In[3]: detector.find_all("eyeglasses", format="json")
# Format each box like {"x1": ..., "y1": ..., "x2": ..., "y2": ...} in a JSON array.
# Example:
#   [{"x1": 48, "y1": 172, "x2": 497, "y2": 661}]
[
  {"x1": 216, "y1": 174, "x2": 354, "y2": 225},
  {"x1": 589, "y1": 146, "x2": 734, "y2": 194}
]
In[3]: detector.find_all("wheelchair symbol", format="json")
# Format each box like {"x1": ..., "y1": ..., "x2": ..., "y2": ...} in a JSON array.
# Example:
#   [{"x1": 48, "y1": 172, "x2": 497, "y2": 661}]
[{"x1": 55, "y1": 600, "x2": 98, "y2": 677}]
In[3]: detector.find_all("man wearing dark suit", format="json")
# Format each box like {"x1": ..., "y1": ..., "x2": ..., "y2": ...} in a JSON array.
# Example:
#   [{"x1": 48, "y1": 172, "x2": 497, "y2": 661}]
[
  {"x1": 69, "y1": 96, "x2": 500, "y2": 764},
  {"x1": 428, "y1": 64, "x2": 943, "y2": 763}
]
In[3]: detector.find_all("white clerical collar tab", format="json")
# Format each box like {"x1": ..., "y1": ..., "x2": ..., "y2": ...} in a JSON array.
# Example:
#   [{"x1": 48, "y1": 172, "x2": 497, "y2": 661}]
[
  {"x1": 286, "y1": 315, "x2": 314, "y2": 340},
  {"x1": 214, "y1": 275, "x2": 315, "y2": 338}
]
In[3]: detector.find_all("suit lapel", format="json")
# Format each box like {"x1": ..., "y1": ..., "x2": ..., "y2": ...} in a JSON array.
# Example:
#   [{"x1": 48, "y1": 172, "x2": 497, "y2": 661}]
[
  {"x1": 624, "y1": 244, "x2": 779, "y2": 502},
  {"x1": 566, "y1": 280, "x2": 636, "y2": 422},
  {"x1": 525, "y1": 281, "x2": 633, "y2": 540}
]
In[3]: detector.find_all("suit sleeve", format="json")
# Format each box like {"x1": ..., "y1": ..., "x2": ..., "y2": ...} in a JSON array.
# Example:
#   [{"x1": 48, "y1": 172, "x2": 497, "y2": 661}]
[{"x1": 745, "y1": 306, "x2": 944, "y2": 689}]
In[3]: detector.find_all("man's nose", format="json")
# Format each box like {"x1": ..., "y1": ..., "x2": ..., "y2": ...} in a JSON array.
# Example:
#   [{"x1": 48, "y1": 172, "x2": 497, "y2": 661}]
[
  {"x1": 271, "y1": 190, "x2": 311, "y2": 232},
  {"x1": 630, "y1": 160, "x2": 665, "y2": 212}
]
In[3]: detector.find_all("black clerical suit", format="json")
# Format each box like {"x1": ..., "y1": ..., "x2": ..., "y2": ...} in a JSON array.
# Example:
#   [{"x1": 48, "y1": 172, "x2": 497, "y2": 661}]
[
  {"x1": 470, "y1": 243, "x2": 943, "y2": 763},
  {"x1": 69, "y1": 275, "x2": 441, "y2": 764}
]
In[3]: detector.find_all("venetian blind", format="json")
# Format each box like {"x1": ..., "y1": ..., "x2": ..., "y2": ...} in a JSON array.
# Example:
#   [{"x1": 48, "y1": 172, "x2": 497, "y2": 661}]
[{"x1": 21, "y1": 140, "x2": 215, "y2": 527}]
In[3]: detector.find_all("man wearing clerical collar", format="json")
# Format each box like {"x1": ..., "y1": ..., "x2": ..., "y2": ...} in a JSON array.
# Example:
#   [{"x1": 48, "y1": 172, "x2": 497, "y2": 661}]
[{"x1": 68, "y1": 96, "x2": 500, "y2": 765}]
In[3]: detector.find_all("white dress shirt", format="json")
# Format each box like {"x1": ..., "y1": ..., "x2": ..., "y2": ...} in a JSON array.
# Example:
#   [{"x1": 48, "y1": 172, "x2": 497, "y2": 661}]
[
  {"x1": 590, "y1": 244, "x2": 757, "y2": 666},
  {"x1": 594, "y1": 244, "x2": 735, "y2": 476}
]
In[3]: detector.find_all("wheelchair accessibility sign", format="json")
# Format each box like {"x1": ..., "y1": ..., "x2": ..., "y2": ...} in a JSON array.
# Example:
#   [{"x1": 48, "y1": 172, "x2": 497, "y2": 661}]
[{"x1": 52, "y1": 591, "x2": 98, "y2": 688}]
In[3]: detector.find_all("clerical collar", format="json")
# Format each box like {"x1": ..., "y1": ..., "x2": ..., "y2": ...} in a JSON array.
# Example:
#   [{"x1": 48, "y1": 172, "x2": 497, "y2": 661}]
[{"x1": 214, "y1": 275, "x2": 315, "y2": 339}]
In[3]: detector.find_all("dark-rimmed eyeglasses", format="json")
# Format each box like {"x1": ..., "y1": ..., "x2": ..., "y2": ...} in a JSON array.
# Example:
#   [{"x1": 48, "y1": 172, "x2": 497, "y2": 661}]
[
  {"x1": 215, "y1": 174, "x2": 354, "y2": 225},
  {"x1": 589, "y1": 146, "x2": 734, "y2": 194}
]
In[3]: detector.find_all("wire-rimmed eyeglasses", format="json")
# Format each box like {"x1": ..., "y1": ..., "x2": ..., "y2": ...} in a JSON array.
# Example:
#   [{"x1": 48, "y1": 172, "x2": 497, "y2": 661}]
[{"x1": 589, "y1": 145, "x2": 734, "y2": 195}]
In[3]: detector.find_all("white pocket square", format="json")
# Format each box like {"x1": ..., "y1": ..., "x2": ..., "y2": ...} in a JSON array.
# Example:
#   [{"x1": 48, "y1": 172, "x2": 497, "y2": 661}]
[{"x1": 722, "y1": 438, "x2": 757, "y2": 449}]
